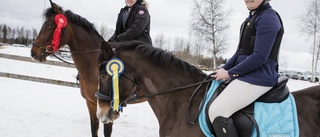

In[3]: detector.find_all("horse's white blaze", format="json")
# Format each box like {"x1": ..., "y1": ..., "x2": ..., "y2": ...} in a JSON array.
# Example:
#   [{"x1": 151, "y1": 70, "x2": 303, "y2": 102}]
[
  {"x1": 96, "y1": 100, "x2": 102, "y2": 118},
  {"x1": 96, "y1": 100, "x2": 111, "y2": 123}
]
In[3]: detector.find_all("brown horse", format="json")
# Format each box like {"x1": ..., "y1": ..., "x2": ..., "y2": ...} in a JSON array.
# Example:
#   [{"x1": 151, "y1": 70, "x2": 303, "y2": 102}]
[
  {"x1": 96, "y1": 41, "x2": 320, "y2": 137},
  {"x1": 30, "y1": 1, "x2": 112, "y2": 137}
]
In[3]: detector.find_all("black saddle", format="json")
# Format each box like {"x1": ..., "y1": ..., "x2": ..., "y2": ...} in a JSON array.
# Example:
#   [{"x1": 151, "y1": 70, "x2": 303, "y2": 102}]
[{"x1": 205, "y1": 76, "x2": 289, "y2": 137}]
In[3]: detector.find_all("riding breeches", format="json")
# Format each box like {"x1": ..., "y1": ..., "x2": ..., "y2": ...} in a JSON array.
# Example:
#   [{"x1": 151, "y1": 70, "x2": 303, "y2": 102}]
[{"x1": 208, "y1": 79, "x2": 272, "y2": 122}]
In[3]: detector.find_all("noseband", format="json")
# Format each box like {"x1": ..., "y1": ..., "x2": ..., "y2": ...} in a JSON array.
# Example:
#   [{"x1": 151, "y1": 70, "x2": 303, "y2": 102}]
[{"x1": 96, "y1": 71, "x2": 137, "y2": 102}]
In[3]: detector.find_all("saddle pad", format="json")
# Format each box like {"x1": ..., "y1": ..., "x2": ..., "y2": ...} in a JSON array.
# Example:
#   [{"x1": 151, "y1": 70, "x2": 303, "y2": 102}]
[
  {"x1": 251, "y1": 94, "x2": 299, "y2": 137},
  {"x1": 198, "y1": 81, "x2": 299, "y2": 137},
  {"x1": 199, "y1": 80, "x2": 221, "y2": 137}
]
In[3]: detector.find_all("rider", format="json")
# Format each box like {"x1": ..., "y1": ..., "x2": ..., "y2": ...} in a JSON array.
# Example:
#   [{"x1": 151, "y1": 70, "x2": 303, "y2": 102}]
[
  {"x1": 77, "y1": 0, "x2": 152, "y2": 81},
  {"x1": 108, "y1": 0, "x2": 152, "y2": 45},
  {"x1": 209, "y1": 0, "x2": 284, "y2": 136}
]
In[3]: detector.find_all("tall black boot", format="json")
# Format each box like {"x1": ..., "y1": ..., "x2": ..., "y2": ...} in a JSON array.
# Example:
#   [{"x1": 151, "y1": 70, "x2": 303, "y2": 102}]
[{"x1": 212, "y1": 116, "x2": 239, "y2": 137}]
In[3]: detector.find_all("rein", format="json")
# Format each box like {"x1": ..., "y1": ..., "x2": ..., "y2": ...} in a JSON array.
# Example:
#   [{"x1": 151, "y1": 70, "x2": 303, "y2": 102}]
[
  {"x1": 52, "y1": 53, "x2": 74, "y2": 65},
  {"x1": 70, "y1": 49, "x2": 101, "y2": 54},
  {"x1": 51, "y1": 48, "x2": 101, "y2": 65},
  {"x1": 120, "y1": 74, "x2": 215, "y2": 124},
  {"x1": 124, "y1": 77, "x2": 215, "y2": 103}
]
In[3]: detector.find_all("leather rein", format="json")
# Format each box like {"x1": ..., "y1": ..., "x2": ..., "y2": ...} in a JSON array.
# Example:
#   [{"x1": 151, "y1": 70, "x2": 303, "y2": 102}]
[
  {"x1": 124, "y1": 75, "x2": 215, "y2": 124},
  {"x1": 97, "y1": 59, "x2": 216, "y2": 124}
]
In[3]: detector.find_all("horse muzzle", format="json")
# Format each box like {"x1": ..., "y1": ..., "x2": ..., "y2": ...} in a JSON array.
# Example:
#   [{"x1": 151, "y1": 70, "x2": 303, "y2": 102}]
[
  {"x1": 31, "y1": 43, "x2": 52, "y2": 62},
  {"x1": 97, "y1": 106, "x2": 119, "y2": 124}
]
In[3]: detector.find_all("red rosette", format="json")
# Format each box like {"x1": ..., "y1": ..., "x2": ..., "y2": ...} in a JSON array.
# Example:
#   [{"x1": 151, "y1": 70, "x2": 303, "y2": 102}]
[{"x1": 51, "y1": 14, "x2": 68, "y2": 52}]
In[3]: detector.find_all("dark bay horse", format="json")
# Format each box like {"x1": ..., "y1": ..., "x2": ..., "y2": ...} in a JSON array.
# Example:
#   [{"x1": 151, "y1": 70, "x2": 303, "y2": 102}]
[
  {"x1": 96, "y1": 41, "x2": 320, "y2": 137},
  {"x1": 30, "y1": 1, "x2": 111, "y2": 136}
]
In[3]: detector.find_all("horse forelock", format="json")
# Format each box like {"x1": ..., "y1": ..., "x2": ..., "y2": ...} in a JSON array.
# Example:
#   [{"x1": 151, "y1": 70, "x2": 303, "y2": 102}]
[
  {"x1": 43, "y1": 7, "x2": 59, "y2": 19},
  {"x1": 115, "y1": 42, "x2": 205, "y2": 77}
]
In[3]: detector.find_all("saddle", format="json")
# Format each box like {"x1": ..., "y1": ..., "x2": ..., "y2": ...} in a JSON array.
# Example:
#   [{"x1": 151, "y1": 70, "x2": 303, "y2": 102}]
[{"x1": 205, "y1": 76, "x2": 290, "y2": 137}]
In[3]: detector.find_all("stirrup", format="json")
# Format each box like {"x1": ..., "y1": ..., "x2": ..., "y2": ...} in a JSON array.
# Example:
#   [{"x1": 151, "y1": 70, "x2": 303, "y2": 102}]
[{"x1": 212, "y1": 116, "x2": 239, "y2": 137}]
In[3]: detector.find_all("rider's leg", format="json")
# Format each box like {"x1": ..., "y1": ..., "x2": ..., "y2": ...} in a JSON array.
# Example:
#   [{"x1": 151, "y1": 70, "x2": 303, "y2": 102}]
[{"x1": 209, "y1": 79, "x2": 272, "y2": 137}]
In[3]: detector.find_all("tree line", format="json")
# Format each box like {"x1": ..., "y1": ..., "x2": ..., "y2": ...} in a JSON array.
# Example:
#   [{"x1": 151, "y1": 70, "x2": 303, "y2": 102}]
[{"x1": 0, "y1": 24, "x2": 38, "y2": 46}]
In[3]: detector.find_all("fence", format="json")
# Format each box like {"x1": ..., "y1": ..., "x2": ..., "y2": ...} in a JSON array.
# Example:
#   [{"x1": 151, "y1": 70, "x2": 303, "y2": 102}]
[{"x1": 0, "y1": 53, "x2": 79, "y2": 88}]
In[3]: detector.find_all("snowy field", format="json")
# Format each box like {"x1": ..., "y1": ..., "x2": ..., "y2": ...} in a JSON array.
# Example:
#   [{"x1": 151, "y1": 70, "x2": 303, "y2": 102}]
[{"x1": 0, "y1": 46, "x2": 317, "y2": 137}]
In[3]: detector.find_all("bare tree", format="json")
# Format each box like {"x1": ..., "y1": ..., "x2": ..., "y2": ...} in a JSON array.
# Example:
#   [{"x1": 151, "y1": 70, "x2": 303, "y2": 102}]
[
  {"x1": 189, "y1": 0, "x2": 230, "y2": 69},
  {"x1": 6, "y1": 27, "x2": 11, "y2": 44},
  {"x1": 2, "y1": 24, "x2": 7, "y2": 43},
  {"x1": 191, "y1": 36, "x2": 206, "y2": 65},
  {"x1": 153, "y1": 33, "x2": 166, "y2": 49},
  {"x1": 299, "y1": 0, "x2": 320, "y2": 82},
  {"x1": 98, "y1": 23, "x2": 114, "y2": 40},
  {"x1": 11, "y1": 29, "x2": 16, "y2": 44},
  {"x1": 25, "y1": 29, "x2": 31, "y2": 46},
  {"x1": 32, "y1": 28, "x2": 38, "y2": 42},
  {"x1": 172, "y1": 36, "x2": 186, "y2": 59},
  {"x1": 0, "y1": 25, "x2": 2, "y2": 42}
]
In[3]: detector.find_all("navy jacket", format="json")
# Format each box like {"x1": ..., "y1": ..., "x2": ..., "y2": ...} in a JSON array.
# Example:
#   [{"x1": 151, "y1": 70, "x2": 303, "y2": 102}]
[
  {"x1": 109, "y1": 4, "x2": 152, "y2": 45},
  {"x1": 223, "y1": 3, "x2": 283, "y2": 87}
]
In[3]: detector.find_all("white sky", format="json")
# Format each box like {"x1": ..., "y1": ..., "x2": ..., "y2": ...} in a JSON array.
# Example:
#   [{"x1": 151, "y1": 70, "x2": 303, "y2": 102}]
[
  {"x1": 0, "y1": 0, "x2": 314, "y2": 71},
  {"x1": 0, "y1": 45, "x2": 317, "y2": 136}
]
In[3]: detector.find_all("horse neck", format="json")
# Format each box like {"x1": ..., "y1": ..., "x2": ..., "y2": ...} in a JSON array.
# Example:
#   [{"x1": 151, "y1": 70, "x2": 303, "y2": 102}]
[
  {"x1": 67, "y1": 24, "x2": 102, "y2": 85},
  {"x1": 67, "y1": 24, "x2": 102, "y2": 53},
  {"x1": 122, "y1": 51, "x2": 208, "y2": 128}
]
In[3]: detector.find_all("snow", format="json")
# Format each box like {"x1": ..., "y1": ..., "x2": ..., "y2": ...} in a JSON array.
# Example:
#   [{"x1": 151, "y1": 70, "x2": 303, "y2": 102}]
[{"x1": 0, "y1": 46, "x2": 317, "y2": 137}]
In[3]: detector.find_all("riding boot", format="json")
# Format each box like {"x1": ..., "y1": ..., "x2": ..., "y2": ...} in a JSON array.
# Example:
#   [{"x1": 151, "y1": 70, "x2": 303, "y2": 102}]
[{"x1": 212, "y1": 116, "x2": 239, "y2": 137}]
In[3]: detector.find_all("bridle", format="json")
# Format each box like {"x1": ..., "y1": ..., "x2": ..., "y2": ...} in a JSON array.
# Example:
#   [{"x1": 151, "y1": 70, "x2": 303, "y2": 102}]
[
  {"x1": 96, "y1": 66, "x2": 138, "y2": 103},
  {"x1": 32, "y1": 13, "x2": 101, "y2": 63},
  {"x1": 96, "y1": 58, "x2": 139, "y2": 112}
]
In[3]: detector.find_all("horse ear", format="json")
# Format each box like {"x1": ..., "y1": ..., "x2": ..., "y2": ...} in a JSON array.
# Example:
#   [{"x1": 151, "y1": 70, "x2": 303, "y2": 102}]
[
  {"x1": 101, "y1": 41, "x2": 113, "y2": 60},
  {"x1": 49, "y1": 0, "x2": 63, "y2": 14},
  {"x1": 49, "y1": 0, "x2": 54, "y2": 7}
]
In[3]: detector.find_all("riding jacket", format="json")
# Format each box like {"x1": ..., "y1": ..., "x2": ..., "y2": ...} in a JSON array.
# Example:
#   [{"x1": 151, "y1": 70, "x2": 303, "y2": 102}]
[
  {"x1": 109, "y1": 4, "x2": 152, "y2": 45},
  {"x1": 223, "y1": 3, "x2": 284, "y2": 87}
]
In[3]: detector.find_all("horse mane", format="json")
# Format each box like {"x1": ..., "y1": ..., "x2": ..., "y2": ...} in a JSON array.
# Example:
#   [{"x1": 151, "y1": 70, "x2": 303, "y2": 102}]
[
  {"x1": 114, "y1": 41, "x2": 206, "y2": 77},
  {"x1": 44, "y1": 7, "x2": 101, "y2": 36}
]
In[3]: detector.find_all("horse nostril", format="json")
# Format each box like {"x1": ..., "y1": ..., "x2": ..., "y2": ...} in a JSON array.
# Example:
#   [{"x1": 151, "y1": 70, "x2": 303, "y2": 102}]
[{"x1": 31, "y1": 51, "x2": 35, "y2": 57}]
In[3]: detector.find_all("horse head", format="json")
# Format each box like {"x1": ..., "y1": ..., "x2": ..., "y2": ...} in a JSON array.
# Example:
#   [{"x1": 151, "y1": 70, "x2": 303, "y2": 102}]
[
  {"x1": 31, "y1": 0, "x2": 71, "y2": 62},
  {"x1": 96, "y1": 41, "x2": 145, "y2": 124}
]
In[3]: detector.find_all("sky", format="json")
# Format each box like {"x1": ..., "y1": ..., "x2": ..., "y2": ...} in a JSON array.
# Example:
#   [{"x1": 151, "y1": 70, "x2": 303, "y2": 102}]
[
  {"x1": 0, "y1": 0, "x2": 313, "y2": 71},
  {"x1": 0, "y1": 45, "x2": 317, "y2": 136}
]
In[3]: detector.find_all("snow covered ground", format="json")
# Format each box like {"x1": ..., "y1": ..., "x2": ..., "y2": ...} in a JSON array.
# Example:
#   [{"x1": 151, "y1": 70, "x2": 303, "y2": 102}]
[{"x1": 0, "y1": 46, "x2": 317, "y2": 137}]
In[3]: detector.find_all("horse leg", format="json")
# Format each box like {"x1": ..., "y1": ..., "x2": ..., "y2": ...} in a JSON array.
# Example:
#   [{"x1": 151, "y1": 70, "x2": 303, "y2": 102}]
[
  {"x1": 86, "y1": 100, "x2": 100, "y2": 137},
  {"x1": 103, "y1": 123, "x2": 113, "y2": 137}
]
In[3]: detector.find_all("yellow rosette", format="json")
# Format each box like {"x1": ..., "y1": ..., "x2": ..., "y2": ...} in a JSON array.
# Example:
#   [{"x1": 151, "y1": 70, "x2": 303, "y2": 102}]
[{"x1": 105, "y1": 58, "x2": 124, "y2": 112}]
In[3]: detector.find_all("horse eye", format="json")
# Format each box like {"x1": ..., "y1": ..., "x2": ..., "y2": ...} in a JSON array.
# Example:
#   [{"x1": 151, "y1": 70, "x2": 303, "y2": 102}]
[
  {"x1": 46, "y1": 25, "x2": 52, "y2": 29},
  {"x1": 99, "y1": 75, "x2": 106, "y2": 81}
]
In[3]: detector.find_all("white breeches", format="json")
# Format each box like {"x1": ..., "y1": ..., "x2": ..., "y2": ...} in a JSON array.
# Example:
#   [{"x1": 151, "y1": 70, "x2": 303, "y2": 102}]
[{"x1": 208, "y1": 79, "x2": 272, "y2": 122}]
